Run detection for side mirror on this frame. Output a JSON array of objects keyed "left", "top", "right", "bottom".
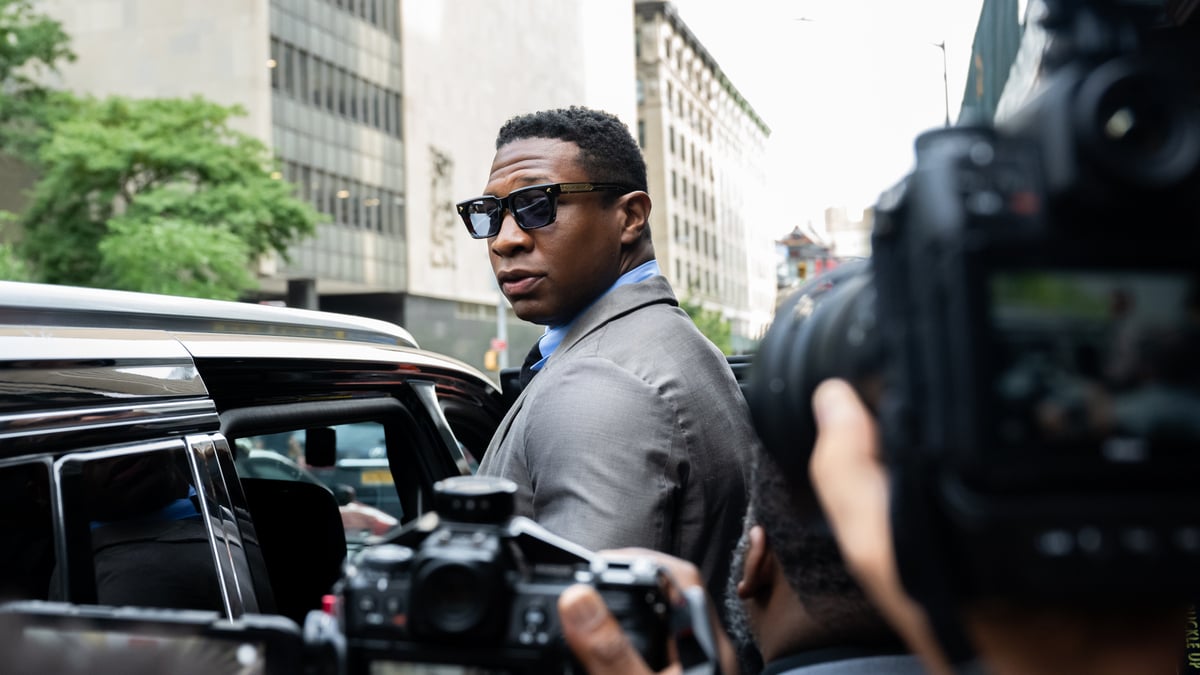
[{"left": 305, "top": 427, "right": 337, "bottom": 467}]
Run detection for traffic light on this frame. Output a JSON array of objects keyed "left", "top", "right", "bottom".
[{"left": 484, "top": 349, "right": 499, "bottom": 371}]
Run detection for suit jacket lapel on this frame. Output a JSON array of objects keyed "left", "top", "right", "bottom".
[{"left": 551, "top": 275, "right": 678, "bottom": 366}]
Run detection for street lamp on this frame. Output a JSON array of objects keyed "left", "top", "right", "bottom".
[{"left": 932, "top": 40, "right": 951, "bottom": 127}]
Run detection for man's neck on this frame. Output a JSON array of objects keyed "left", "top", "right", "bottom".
[{"left": 530, "top": 259, "right": 660, "bottom": 371}]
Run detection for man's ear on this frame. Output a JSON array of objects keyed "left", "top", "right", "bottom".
[
  {"left": 737, "top": 525, "right": 773, "bottom": 600},
  {"left": 618, "top": 191, "right": 652, "bottom": 245}
]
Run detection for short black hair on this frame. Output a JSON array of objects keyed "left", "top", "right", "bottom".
[
  {"left": 750, "top": 452, "right": 899, "bottom": 645},
  {"left": 495, "top": 106, "right": 648, "bottom": 194}
]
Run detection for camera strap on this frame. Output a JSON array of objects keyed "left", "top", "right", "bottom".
[{"left": 673, "top": 585, "right": 725, "bottom": 675}]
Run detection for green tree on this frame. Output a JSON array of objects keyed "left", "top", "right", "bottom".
[
  {"left": 18, "top": 96, "right": 323, "bottom": 299},
  {"left": 0, "top": 241, "right": 32, "bottom": 280},
  {"left": 0, "top": 0, "right": 78, "bottom": 163},
  {"left": 680, "top": 297, "right": 733, "bottom": 355}
]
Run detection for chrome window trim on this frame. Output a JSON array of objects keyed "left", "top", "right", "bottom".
[
  {"left": 1, "top": 400, "right": 219, "bottom": 446},
  {"left": 186, "top": 433, "right": 256, "bottom": 618},
  {"left": 409, "top": 380, "right": 473, "bottom": 475}
]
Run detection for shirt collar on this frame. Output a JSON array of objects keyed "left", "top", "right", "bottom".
[{"left": 532, "top": 259, "right": 660, "bottom": 370}]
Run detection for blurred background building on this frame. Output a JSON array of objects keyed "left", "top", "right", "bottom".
[
  {"left": 633, "top": 1, "right": 775, "bottom": 353},
  {"left": 774, "top": 225, "right": 835, "bottom": 304}
]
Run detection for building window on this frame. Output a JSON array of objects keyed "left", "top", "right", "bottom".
[
  {"left": 282, "top": 44, "right": 295, "bottom": 95},
  {"left": 269, "top": 38, "right": 281, "bottom": 90}
]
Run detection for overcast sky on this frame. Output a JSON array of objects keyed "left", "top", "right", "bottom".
[{"left": 670, "top": 0, "right": 993, "bottom": 238}]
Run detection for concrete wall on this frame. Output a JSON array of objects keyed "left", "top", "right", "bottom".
[{"left": 38, "top": 0, "right": 272, "bottom": 142}]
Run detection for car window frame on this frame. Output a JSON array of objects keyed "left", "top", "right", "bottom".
[{"left": 50, "top": 435, "right": 260, "bottom": 618}]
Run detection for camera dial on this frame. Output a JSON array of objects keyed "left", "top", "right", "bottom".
[{"left": 432, "top": 475, "right": 517, "bottom": 524}]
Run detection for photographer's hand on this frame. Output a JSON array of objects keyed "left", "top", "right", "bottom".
[
  {"left": 560, "top": 584, "right": 669, "bottom": 675},
  {"left": 558, "top": 548, "right": 739, "bottom": 675},
  {"left": 808, "top": 378, "right": 954, "bottom": 675}
]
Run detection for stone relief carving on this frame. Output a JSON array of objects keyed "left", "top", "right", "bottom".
[{"left": 429, "top": 146, "right": 457, "bottom": 269}]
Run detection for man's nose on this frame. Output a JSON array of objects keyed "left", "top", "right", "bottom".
[{"left": 490, "top": 210, "right": 532, "bottom": 257}]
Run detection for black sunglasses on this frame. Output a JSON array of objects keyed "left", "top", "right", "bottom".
[{"left": 456, "top": 182, "right": 636, "bottom": 239}]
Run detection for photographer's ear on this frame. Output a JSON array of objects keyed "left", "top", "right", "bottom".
[{"left": 736, "top": 525, "right": 772, "bottom": 601}]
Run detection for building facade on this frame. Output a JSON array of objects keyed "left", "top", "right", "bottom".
[
  {"left": 34, "top": 0, "right": 636, "bottom": 375},
  {"left": 633, "top": 1, "right": 775, "bottom": 353},
  {"left": 822, "top": 206, "right": 873, "bottom": 260}
]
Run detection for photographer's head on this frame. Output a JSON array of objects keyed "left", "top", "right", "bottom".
[{"left": 724, "top": 449, "right": 900, "bottom": 669}]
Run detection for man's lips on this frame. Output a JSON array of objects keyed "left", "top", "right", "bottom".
[{"left": 496, "top": 271, "right": 544, "bottom": 296}]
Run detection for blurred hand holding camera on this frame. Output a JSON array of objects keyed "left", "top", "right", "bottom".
[
  {"left": 558, "top": 548, "right": 739, "bottom": 675},
  {"left": 810, "top": 378, "right": 1187, "bottom": 675},
  {"left": 808, "top": 379, "right": 954, "bottom": 675}
]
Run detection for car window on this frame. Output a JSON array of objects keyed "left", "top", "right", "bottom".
[
  {"left": 0, "top": 459, "right": 56, "bottom": 602},
  {"left": 50, "top": 444, "right": 229, "bottom": 613},
  {"left": 235, "top": 421, "right": 400, "bottom": 547}
]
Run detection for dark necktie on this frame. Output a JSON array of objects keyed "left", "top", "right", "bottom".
[{"left": 518, "top": 340, "right": 543, "bottom": 389}]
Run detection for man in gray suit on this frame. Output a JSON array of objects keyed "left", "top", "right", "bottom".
[{"left": 455, "top": 106, "right": 756, "bottom": 603}]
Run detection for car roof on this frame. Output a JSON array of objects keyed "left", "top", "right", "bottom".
[{"left": 0, "top": 281, "right": 418, "bottom": 348}]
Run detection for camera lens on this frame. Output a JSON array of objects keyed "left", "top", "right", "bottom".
[
  {"left": 416, "top": 561, "right": 488, "bottom": 635},
  {"left": 1075, "top": 58, "right": 1200, "bottom": 190},
  {"left": 745, "top": 260, "right": 881, "bottom": 518}
]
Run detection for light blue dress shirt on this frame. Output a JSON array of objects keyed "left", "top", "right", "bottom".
[{"left": 530, "top": 259, "right": 661, "bottom": 372}]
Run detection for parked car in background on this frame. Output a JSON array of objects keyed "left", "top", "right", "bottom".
[
  {"left": 233, "top": 444, "right": 399, "bottom": 545},
  {"left": 0, "top": 281, "right": 508, "bottom": 628}
]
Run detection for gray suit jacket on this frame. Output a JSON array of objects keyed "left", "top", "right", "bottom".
[{"left": 478, "top": 275, "right": 757, "bottom": 602}]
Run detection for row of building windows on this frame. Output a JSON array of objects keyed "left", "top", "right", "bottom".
[
  {"left": 280, "top": 160, "right": 404, "bottom": 236},
  {"left": 665, "top": 80, "right": 714, "bottom": 142},
  {"left": 674, "top": 259, "right": 737, "bottom": 302},
  {"left": 668, "top": 124, "right": 713, "bottom": 180},
  {"left": 673, "top": 215, "right": 719, "bottom": 261},
  {"left": 455, "top": 302, "right": 497, "bottom": 322},
  {"left": 270, "top": 37, "right": 402, "bottom": 137},
  {"left": 323, "top": 0, "right": 399, "bottom": 38},
  {"left": 671, "top": 171, "right": 715, "bottom": 218},
  {"left": 663, "top": 33, "right": 714, "bottom": 103}
]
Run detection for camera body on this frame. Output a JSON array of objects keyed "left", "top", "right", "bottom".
[
  {"left": 749, "top": 0, "right": 1200, "bottom": 607},
  {"left": 324, "top": 476, "right": 671, "bottom": 674}
]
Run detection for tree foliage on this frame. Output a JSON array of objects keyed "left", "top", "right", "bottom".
[
  {"left": 0, "top": 241, "right": 32, "bottom": 281},
  {"left": 0, "top": 0, "right": 77, "bottom": 163},
  {"left": 19, "top": 96, "right": 323, "bottom": 298},
  {"left": 680, "top": 296, "right": 733, "bottom": 355}
]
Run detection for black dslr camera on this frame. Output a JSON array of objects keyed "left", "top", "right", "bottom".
[
  {"left": 748, "top": 0, "right": 1200, "bottom": 611},
  {"left": 309, "top": 475, "right": 673, "bottom": 674}
]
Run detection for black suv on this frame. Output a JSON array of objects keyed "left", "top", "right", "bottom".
[{"left": 0, "top": 281, "right": 508, "bottom": 630}]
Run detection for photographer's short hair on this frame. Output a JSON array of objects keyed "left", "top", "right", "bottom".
[
  {"left": 751, "top": 452, "right": 897, "bottom": 644},
  {"left": 495, "top": 106, "right": 648, "bottom": 198}
]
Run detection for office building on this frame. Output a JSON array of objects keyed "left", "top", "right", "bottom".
[{"left": 633, "top": 1, "right": 776, "bottom": 352}]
